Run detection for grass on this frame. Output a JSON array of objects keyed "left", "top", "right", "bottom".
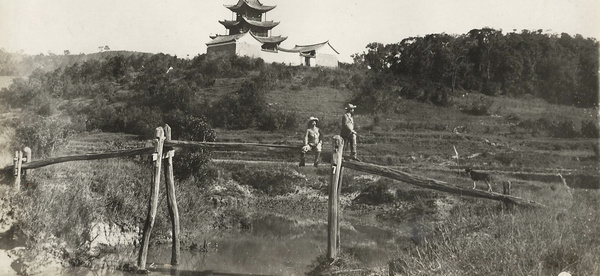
[
  {"left": 2, "top": 66, "right": 599, "bottom": 274},
  {"left": 389, "top": 189, "right": 600, "bottom": 275}
]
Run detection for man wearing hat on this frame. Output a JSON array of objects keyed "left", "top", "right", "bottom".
[
  {"left": 300, "top": 117, "right": 323, "bottom": 167},
  {"left": 341, "top": 103, "right": 360, "bottom": 161}
]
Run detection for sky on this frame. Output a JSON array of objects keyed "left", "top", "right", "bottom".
[{"left": 1, "top": 0, "right": 599, "bottom": 63}]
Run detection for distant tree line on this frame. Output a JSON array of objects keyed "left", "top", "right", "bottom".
[
  {"left": 352, "top": 28, "right": 599, "bottom": 108},
  {"left": 1, "top": 52, "right": 306, "bottom": 152}
]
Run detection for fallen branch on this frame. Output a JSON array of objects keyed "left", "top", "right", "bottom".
[{"left": 341, "top": 159, "right": 545, "bottom": 208}]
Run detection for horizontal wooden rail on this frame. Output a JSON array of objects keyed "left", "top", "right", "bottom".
[
  {"left": 341, "top": 159, "right": 545, "bottom": 208},
  {"left": 0, "top": 142, "right": 302, "bottom": 172},
  {"left": 0, "top": 139, "right": 545, "bottom": 208},
  {"left": 164, "top": 140, "right": 299, "bottom": 152},
  {"left": 0, "top": 147, "right": 155, "bottom": 172}
]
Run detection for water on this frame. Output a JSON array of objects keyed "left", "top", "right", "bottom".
[{"left": 59, "top": 213, "right": 405, "bottom": 276}]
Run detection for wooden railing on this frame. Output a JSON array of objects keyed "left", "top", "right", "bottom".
[{"left": 1, "top": 126, "right": 546, "bottom": 268}]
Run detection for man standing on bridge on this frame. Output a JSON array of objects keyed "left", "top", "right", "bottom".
[{"left": 341, "top": 103, "right": 360, "bottom": 161}]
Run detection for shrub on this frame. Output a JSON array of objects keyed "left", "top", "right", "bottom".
[
  {"left": 163, "top": 112, "right": 215, "bottom": 181},
  {"left": 461, "top": 96, "right": 493, "bottom": 116},
  {"left": 494, "top": 152, "right": 518, "bottom": 166},
  {"left": 353, "top": 181, "right": 396, "bottom": 205},
  {"left": 173, "top": 148, "right": 212, "bottom": 182},
  {"left": 231, "top": 167, "right": 304, "bottom": 196},
  {"left": 209, "top": 80, "right": 266, "bottom": 129},
  {"left": 15, "top": 116, "right": 76, "bottom": 157},
  {"left": 257, "top": 109, "right": 299, "bottom": 131},
  {"left": 551, "top": 119, "right": 579, "bottom": 138},
  {"left": 581, "top": 120, "right": 599, "bottom": 138},
  {"left": 164, "top": 112, "right": 216, "bottom": 142}
]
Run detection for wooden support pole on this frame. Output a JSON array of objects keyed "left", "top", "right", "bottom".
[
  {"left": 13, "top": 151, "right": 23, "bottom": 192},
  {"left": 337, "top": 166, "right": 343, "bottom": 252},
  {"left": 138, "top": 127, "right": 165, "bottom": 270},
  {"left": 453, "top": 146, "right": 460, "bottom": 176},
  {"left": 163, "top": 124, "right": 180, "bottom": 266},
  {"left": 23, "top": 147, "right": 31, "bottom": 188},
  {"left": 503, "top": 181, "right": 511, "bottom": 195},
  {"left": 328, "top": 135, "right": 344, "bottom": 260}
]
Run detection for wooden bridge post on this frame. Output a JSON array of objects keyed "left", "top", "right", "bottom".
[
  {"left": 13, "top": 150, "right": 23, "bottom": 192},
  {"left": 163, "top": 124, "right": 180, "bottom": 265},
  {"left": 328, "top": 135, "right": 344, "bottom": 260},
  {"left": 23, "top": 147, "right": 31, "bottom": 188},
  {"left": 138, "top": 127, "right": 165, "bottom": 270}
]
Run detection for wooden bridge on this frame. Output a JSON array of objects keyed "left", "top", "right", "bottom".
[{"left": 1, "top": 125, "right": 545, "bottom": 271}]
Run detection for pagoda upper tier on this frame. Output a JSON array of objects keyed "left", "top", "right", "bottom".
[
  {"left": 219, "top": 17, "right": 280, "bottom": 36},
  {"left": 225, "top": 0, "right": 276, "bottom": 13}
]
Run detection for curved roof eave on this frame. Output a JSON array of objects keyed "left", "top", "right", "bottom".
[
  {"left": 249, "top": 32, "right": 287, "bottom": 44},
  {"left": 225, "top": 0, "right": 276, "bottom": 12},
  {"left": 219, "top": 18, "right": 279, "bottom": 29},
  {"left": 242, "top": 17, "right": 280, "bottom": 28},
  {"left": 219, "top": 20, "right": 240, "bottom": 28},
  {"left": 291, "top": 40, "right": 340, "bottom": 54},
  {"left": 206, "top": 33, "right": 248, "bottom": 46}
]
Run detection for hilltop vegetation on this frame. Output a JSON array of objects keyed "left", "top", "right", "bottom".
[{"left": 352, "top": 28, "right": 598, "bottom": 108}]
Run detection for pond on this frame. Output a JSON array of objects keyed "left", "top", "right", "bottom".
[{"left": 59, "top": 213, "right": 408, "bottom": 276}]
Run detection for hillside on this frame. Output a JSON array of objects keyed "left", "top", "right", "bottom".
[
  {"left": 1, "top": 51, "right": 598, "bottom": 178},
  {"left": 0, "top": 49, "right": 599, "bottom": 275}
]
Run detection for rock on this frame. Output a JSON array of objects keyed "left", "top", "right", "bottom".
[{"left": 88, "top": 222, "right": 138, "bottom": 254}]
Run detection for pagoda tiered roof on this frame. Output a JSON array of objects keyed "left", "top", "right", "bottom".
[
  {"left": 225, "top": 0, "right": 276, "bottom": 12},
  {"left": 206, "top": 33, "right": 246, "bottom": 46},
  {"left": 219, "top": 17, "right": 280, "bottom": 29},
  {"left": 206, "top": 32, "right": 287, "bottom": 46},
  {"left": 249, "top": 32, "right": 287, "bottom": 44}
]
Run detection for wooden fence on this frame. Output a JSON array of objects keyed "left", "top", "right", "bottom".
[{"left": 1, "top": 126, "right": 545, "bottom": 268}]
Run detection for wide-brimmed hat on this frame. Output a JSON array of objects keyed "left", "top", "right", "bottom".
[
  {"left": 345, "top": 103, "right": 357, "bottom": 109},
  {"left": 308, "top": 116, "right": 319, "bottom": 122}
]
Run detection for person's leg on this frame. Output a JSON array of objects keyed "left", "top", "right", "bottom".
[
  {"left": 350, "top": 133, "right": 359, "bottom": 160},
  {"left": 299, "top": 152, "right": 306, "bottom": 166},
  {"left": 314, "top": 144, "right": 322, "bottom": 167},
  {"left": 342, "top": 136, "right": 350, "bottom": 153}
]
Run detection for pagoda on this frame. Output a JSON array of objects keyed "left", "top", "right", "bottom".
[
  {"left": 206, "top": 0, "right": 338, "bottom": 67},
  {"left": 207, "top": 0, "right": 287, "bottom": 52}
]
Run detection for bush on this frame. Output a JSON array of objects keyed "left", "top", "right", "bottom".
[
  {"left": 164, "top": 112, "right": 216, "bottom": 142},
  {"left": 209, "top": 80, "right": 266, "bottom": 129},
  {"left": 173, "top": 148, "right": 212, "bottom": 182},
  {"left": 12, "top": 158, "right": 151, "bottom": 266},
  {"left": 163, "top": 112, "right": 215, "bottom": 181},
  {"left": 257, "top": 109, "right": 299, "bottom": 131},
  {"left": 551, "top": 119, "right": 579, "bottom": 138},
  {"left": 581, "top": 120, "right": 599, "bottom": 138},
  {"left": 461, "top": 96, "right": 493, "bottom": 116},
  {"left": 15, "top": 116, "right": 76, "bottom": 157},
  {"left": 231, "top": 167, "right": 304, "bottom": 196},
  {"left": 353, "top": 181, "right": 396, "bottom": 205}
]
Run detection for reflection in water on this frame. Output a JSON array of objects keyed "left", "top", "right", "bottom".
[{"left": 60, "top": 214, "right": 406, "bottom": 276}]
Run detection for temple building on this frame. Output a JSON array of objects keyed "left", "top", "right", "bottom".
[{"left": 206, "top": 0, "right": 339, "bottom": 67}]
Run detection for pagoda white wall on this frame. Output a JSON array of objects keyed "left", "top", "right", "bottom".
[
  {"left": 234, "top": 36, "right": 261, "bottom": 58},
  {"left": 261, "top": 50, "right": 302, "bottom": 66},
  {"left": 315, "top": 53, "right": 338, "bottom": 68},
  {"left": 315, "top": 44, "right": 339, "bottom": 67},
  {"left": 207, "top": 42, "right": 236, "bottom": 56}
]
